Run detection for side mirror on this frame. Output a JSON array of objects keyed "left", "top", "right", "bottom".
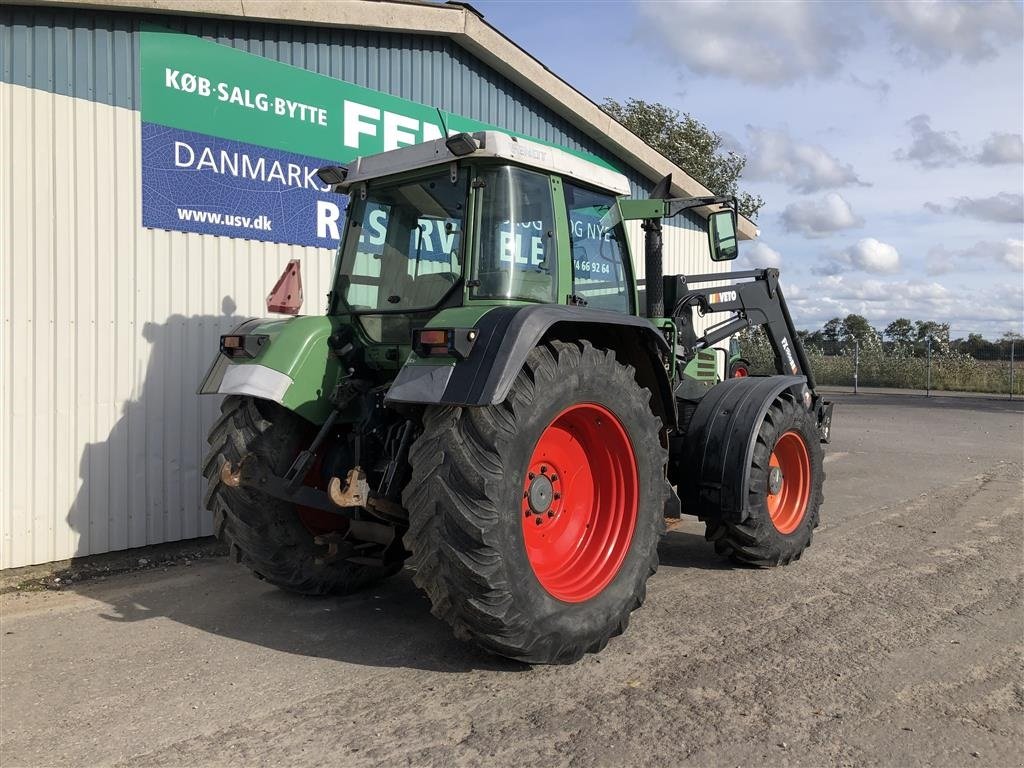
[{"left": 708, "top": 209, "right": 739, "bottom": 262}]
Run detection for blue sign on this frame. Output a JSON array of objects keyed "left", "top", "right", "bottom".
[{"left": 141, "top": 123, "right": 347, "bottom": 249}]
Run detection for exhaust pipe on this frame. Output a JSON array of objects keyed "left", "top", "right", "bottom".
[
  {"left": 643, "top": 217, "right": 664, "bottom": 319},
  {"left": 644, "top": 174, "right": 672, "bottom": 319}
]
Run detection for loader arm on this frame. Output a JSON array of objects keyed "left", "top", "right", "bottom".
[
  {"left": 664, "top": 268, "right": 833, "bottom": 444},
  {"left": 665, "top": 268, "right": 816, "bottom": 390}
]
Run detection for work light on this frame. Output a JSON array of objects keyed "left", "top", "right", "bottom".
[
  {"left": 316, "top": 165, "right": 349, "bottom": 186},
  {"left": 445, "top": 132, "right": 479, "bottom": 157}
]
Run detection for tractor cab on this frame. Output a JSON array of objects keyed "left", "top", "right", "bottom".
[{"left": 318, "top": 131, "right": 638, "bottom": 346}]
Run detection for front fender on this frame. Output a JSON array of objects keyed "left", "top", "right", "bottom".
[
  {"left": 198, "top": 316, "right": 341, "bottom": 423},
  {"left": 676, "top": 375, "right": 808, "bottom": 522},
  {"left": 386, "top": 305, "right": 673, "bottom": 424}
]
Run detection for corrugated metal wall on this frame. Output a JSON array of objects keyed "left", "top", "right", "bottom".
[
  {"left": 0, "top": 5, "right": 719, "bottom": 568},
  {"left": 0, "top": 81, "right": 338, "bottom": 567}
]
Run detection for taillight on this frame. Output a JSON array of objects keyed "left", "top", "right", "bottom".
[
  {"left": 412, "top": 328, "right": 479, "bottom": 359},
  {"left": 220, "top": 334, "right": 269, "bottom": 358}
]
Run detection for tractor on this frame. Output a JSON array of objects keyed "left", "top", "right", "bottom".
[
  {"left": 199, "top": 130, "right": 832, "bottom": 664},
  {"left": 728, "top": 336, "right": 752, "bottom": 378}
]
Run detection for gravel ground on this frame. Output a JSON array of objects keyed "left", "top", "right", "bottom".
[{"left": 2, "top": 393, "right": 1022, "bottom": 767}]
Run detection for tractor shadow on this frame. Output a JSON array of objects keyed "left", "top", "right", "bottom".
[
  {"left": 82, "top": 560, "right": 528, "bottom": 674},
  {"left": 66, "top": 297, "right": 245, "bottom": 560},
  {"left": 72, "top": 529, "right": 730, "bottom": 674},
  {"left": 657, "top": 528, "right": 741, "bottom": 571}
]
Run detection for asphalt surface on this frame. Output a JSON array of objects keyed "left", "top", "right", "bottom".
[{"left": 2, "top": 393, "right": 1022, "bottom": 767}]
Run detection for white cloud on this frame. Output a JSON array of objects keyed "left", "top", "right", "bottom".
[
  {"left": 633, "top": 1, "right": 1021, "bottom": 89},
  {"left": 634, "top": 1, "right": 862, "bottom": 86},
  {"left": 814, "top": 238, "right": 901, "bottom": 275},
  {"left": 894, "top": 118, "right": 1022, "bottom": 168},
  {"left": 926, "top": 193, "right": 1024, "bottom": 223},
  {"left": 894, "top": 114, "right": 966, "bottom": 168},
  {"left": 736, "top": 241, "right": 783, "bottom": 270},
  {"left": 881, "top": 1, "right": 1024, "bottom": 67},
  {"left": 813, "top": 275, "right": 949, "bottom": 302},
  {"left": 785, "top": 274, "right": 1023, "bottom": 337},
  {"left": 977, "top": 132, "right": 1024, "bottom": 165},
  {"left": 744, "top": 126, "right": 868, "bottom": 193},
  {"left": 927, "top": 239, "right": 1024, "bottom": 274},
  {"left": 780, "top": 193, "right": 863, "bottom": 237}
]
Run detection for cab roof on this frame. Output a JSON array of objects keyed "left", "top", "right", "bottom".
[{"left": 334, "top": 131, "right": 633, "bottom": 196}]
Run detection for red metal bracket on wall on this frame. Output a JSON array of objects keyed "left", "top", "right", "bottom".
[{"left": 267, "top": 259, "right": 303, "bottom": 315}]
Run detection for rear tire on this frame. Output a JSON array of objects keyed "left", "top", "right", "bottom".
[
  {"left": 403, "top": 340, "right": 670, "bottom": 664},
  {"left": 705, "top": 392, "right": 823, "bottom": 566},
  {"left": 202, "top": 396, "right": 403, "bottom": 595}
]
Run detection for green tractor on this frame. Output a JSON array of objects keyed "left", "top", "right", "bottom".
[
  {"left": 728, "top": 336, "right": 752, "bottom": 378},
  {"left": 199, "top": 130, "right": 832, "bottom": 664}
]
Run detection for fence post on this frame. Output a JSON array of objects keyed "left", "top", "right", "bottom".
[
  {"left": 853, "top": 340, "right": 859, "bottom": 394},
  {"left": 926, "top": 336, "right": 932, "bottom": 396},
  {"left": 1011, "top": 341, "right": 1015, "bottom": 401}
]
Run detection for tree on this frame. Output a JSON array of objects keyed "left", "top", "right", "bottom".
[
  {"left": 822, "top": 317, "right": 844, "bottom": 344},
  {"left": 841, "top": 314, "right": 878, "bottom": 344},
  {"left": 914, "top": 320, "right": 950, "bottom": 344},
  {"left": 1001, "top": 330, "right": 1023, "bottom": 356},
  {"left": 884, "top": 318, "right": 914, "bottom": 345},
  {"left": 601, "top": 98, "right": 765, "bottom": 220}
]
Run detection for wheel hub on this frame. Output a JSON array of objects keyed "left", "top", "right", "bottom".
[
  {"left": 527, "top": 474, "right": 555, "bottom": 514},
  {"left": 768, "top": 466, "right": 784, "bottom": 495}
]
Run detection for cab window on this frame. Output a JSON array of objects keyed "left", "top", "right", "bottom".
[
  {"left": 564, "top": 182, "right": 633, "bottom": 313},
  {"left": 471, "top": 166, "right": 557, "bottom": 303}
]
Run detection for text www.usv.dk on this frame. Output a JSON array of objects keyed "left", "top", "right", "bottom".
[{"left": 176, "top": 208, "right": 273, "bottom": 231}]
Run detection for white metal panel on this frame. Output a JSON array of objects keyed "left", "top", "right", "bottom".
[{"left": 1, "top": 82, "right": 337, "bottom": 568}]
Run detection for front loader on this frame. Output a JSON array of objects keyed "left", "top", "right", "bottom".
[{"left": 198, "top": 130, "right": 832, "bottom": 664}]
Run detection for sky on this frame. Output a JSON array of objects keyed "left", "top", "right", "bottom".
[{"left": 472, "top": 0, "right": 1024, "bottom": 338}]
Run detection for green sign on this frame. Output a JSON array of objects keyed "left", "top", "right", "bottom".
[{"left": 140, "top": 26, "right": 616, "bottom": 170}]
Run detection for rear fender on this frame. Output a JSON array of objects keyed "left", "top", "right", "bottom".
[
  {"left": 385, "top": 305, "right": 675, "bottom": 429},
  {"left": 198, "top": 316, "right": 341, "bottom": 423},
  {"left": 676, "top": 375, "right": 809, "bottom": 522}
]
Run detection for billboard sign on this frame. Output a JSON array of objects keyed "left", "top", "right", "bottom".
[{"left": 140, "top": 28, "right": 617, "bottom": 251}]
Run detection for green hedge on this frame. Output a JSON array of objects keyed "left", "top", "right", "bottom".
[{"left": 742, "top": 339, "right": 1021, "bottom": 395}]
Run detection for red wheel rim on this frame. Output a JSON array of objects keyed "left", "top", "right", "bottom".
[
  {"left": 733, "top": 366, "right": 749, "bottom": 378},
  {"left": 766, "top": 430, "right": 811, "bottom": 534},
  {"left": 521, "top": 403, "right": 639, "bottom": 603}
]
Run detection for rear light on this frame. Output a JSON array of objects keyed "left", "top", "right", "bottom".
[
  {"left": 412, "top": 328, "right": 479, "bottom": 359},
  {"left": 417, "top": 329, "right": 449, "bottom": 346},
  {"left": 220, "top": 334, "right": 269, "bottom": 358}
]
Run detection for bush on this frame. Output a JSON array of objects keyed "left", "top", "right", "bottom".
[{"left": 736, "top": 328, "right": 1022, "bottom": 395}]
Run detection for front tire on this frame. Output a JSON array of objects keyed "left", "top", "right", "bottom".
[
  {"left": 403, "top": 341, "right": 670, "bottom": 664},
  {"left": 705, "top": 392, "right": 824, "bottom": 566}
]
